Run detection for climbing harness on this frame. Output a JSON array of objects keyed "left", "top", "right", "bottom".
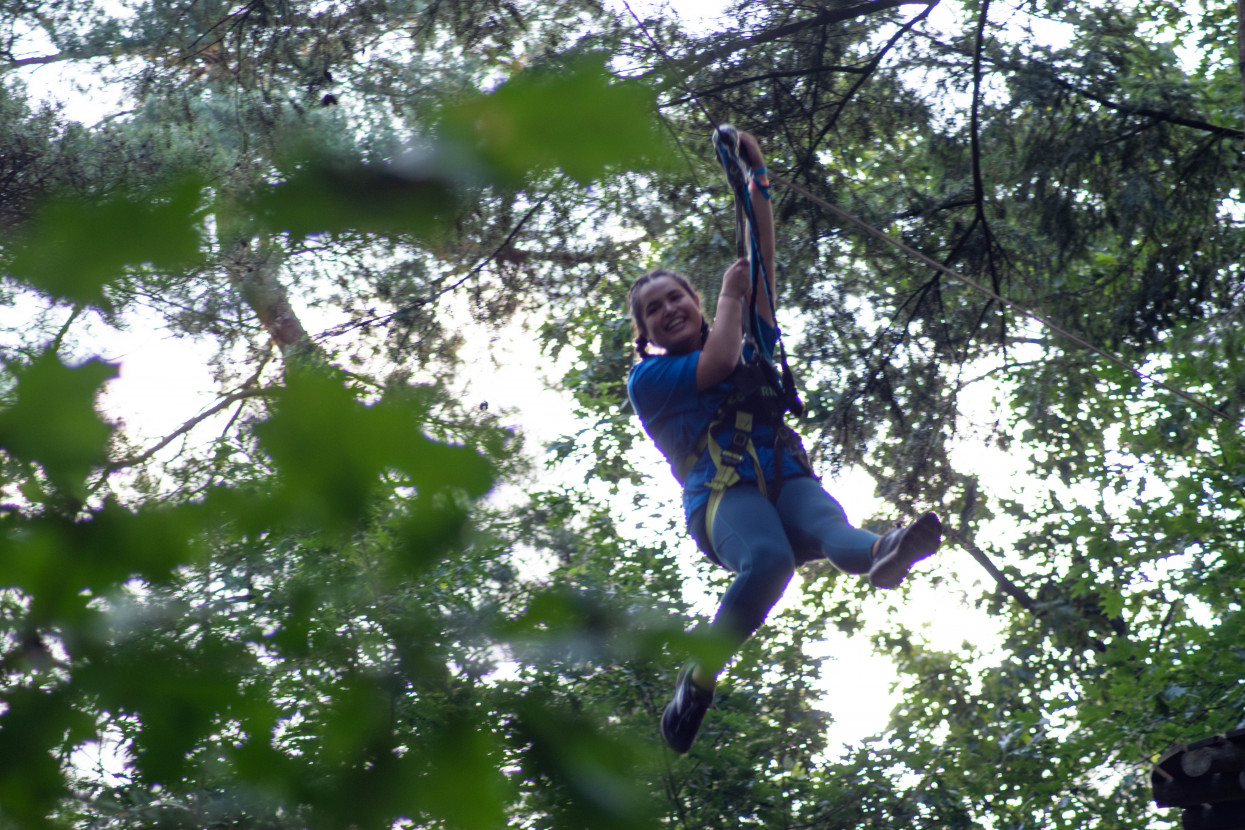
[
  {"left": 675, "top": 125, "right": 813, "bottom": 554},
  {"left": 675, "top": 359, "right": 812, "bottom": 555}
]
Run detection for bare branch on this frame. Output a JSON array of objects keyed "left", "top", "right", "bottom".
[
  {"left": 943, "top": 525, "right": 1038, "bottom": 613},
  {"left": 104, "top": 387, "right": 275, "bottom": 474},
  {"left": 1, "top": 53, "right": 80, "bottom": 73},
  {"left": 679, "top": 0, "right": 937, "bottom": 77}
]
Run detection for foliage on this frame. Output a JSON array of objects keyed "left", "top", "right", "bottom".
[
  {"left": 0, "top": 0, "right": 1242, "bottom": 827},
  {"left": 0, "top": 47, "right": 681, "bottom": 829}
]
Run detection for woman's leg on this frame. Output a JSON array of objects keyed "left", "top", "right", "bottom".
[
  {"left": 663, "top": 485, "right": 796, "bottom": 753},
  {"left": 774, "top": 476, "right": 876, "bottom": 574},
  {"left": 700, "top": 484, "right": 798, "bottom": 665}
]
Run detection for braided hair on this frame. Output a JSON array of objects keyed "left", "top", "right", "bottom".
[{"left": 627, "top": 269, "right": 707, "bottom": 359}]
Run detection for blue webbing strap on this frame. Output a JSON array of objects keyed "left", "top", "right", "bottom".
[{"left": 712, "top": 125, "right": 775, "bottom": 364}]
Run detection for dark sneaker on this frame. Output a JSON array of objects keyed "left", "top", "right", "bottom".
[
  {"left": 661, "top": 664, "right": 714, "bottom": 754},
  {"left": 869, "top": 512, "right": 942, "bottom": 589}
]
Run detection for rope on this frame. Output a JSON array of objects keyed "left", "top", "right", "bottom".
[{"left": 618, "top": 0, "right": 1236, "bottom": 426}]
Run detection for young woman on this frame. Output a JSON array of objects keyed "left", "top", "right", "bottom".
[{"left": 626, "top": 131, "right": 942, "bottom": 754}]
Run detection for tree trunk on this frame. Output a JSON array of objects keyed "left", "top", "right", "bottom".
[{"left": 224, "top": 235, "right": 316, "bottom": 361}]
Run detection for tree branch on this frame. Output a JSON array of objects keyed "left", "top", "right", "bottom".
[
  {"left": 811, "top": 0, "right": 937, "bottom": 150},
  {"left": 1053, "top": 78, "right": 1245, "bottom": 140},
  {"left": 315, "top": 196, "right": 552, "bottom": 340},
  {"left": 660, "top": 0, "right": 935, "bottom": 81},
  {"left": 942, "top": 525, "right": 1038, "bottom": 613},
  {"left": 666, "top": 65, "right": 872, "bottom": 107},
  {"left": 911, "top": 30, "right": 1245, "bottom": 140},
  {"left": 1, "top": 52, "right": 84, "bottom": 73},
  {"left": 103, "top": 387, "right": 275, "bottom": 474},
  {"left": 1237, "top": 0, "right": 1245, "bottom": 128},
  {"left": 965, "top": 0, "right": 1008, "bottom": 353},
  {"left": 225, "top": 236, "right": 316, "bottom": 358}
]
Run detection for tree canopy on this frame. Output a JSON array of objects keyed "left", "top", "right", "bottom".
[{"left": 0, "top": 0, "right": 1242, "bottom": 827}]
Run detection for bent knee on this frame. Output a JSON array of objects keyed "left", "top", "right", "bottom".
[{"left": 737, "top": 546, "right": 796, "bottom": 588}]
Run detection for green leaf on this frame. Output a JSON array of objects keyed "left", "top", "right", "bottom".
[
  {"left": 254, "top": 162, "right": 457, "bottom": 242},
  {"left": 255, "top": 371, "right": 493, "bottom": 536},
  {"left": 514, "top": 692, "right": 660, "bottom": 830},
  {"left": 423, "top": 714, "right": 510, "bottom": 830},
  {"left": 6, "top": 178, "right": 202, "bottom": 307},
  {"left": 0, "top": 354, "right": 118, "bottom": 491},
  {"left": 0, "top": 501, "right": 206, "bottom": 622},
  {"left": 76, "top": 637, "right": 255, "bottom": 783},
  {"left": 437, "top": 55, "right": 677, "bottom": 184},
  {"left": 0, "top": 688, "right": 89, "bottom": 828},
  {"left": 1101, "top": 588, "right": 1125, "bottom": 620}
]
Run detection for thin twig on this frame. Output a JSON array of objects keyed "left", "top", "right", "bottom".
[{"left": 314, "top": 196, "right": 550, "bottom": 340}]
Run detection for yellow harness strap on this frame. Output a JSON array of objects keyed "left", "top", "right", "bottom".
[{"left": 682, "top": 409, "right": 767, "bottom": 551}]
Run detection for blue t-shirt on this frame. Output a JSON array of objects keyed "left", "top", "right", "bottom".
[{"left": 627, "top": 319, "right": 809, "bottom": 525}]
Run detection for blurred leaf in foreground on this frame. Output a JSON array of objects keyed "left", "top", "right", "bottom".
[
  {"left": 5, "top": 178, "right": 202, "bottom": 307},
  {"left": 437, "top": 55, "right": 677, "bottom": 185},
  {"left": 0, "top": 354, "right": 118, "bottom": 493}
]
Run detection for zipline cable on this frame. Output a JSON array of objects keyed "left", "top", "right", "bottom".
[{"left": 619, "top": 0, "right": 1236, "bottom": 426}]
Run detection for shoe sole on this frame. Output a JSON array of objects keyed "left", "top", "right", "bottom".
[
  {"left": 661, "top": 665, "right": 712, "bottom": 754},
  {"left": 870, "top": 512, "right": 942, "bottom": 589}
]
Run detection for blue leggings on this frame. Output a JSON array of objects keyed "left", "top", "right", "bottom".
[{"left": 689, "top": 476, "right": 877, "bottom": 660}]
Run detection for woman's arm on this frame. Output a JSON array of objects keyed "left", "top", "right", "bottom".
[
  {"left": 696, "top": 257, "right": 751, "bottom": 391},
  {"left": 738, "top": 132, "right": 776, "bottom": 326}
]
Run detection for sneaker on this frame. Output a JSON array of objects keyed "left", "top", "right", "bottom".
[
  {"left": 869, "top": 512, "right": 942, "bottom": 589},
  {"left": 661, "top": 663, "right": 714, "bottom": 754}
]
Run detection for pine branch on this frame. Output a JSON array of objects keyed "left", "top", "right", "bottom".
[
  {"left": 911, "top": 30, "right": 1245, "bottom": 139},
  {"left": 314, "top": 195, "right": 551, "bottom": 340},
  {"left": 810, "top": 0, "right": 937, "bottom": 150},
  {"left": 966, "top": 0, "right": 1007, "bottom": 352},
  {"left": 1237, "top": 0, "right": 1245, "bottom": 127},
  {"left": 640, "top": 0, "right": 934, "bottom": 87},
  {"left": 1054, "top": 78, "right": 1245, "bottom": 139},
  {"left": 667, "top": 65, "right": 872, "bottom": 107},
  {"left": 1, "top": 50, "right": 104, "bottom": 73},
  {"left": 225, "top": 236, "right": 316, "bottom": 358}
]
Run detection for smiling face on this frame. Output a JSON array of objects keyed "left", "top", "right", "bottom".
[{"left": 633, "top": 274, "right": 704, "bottom": 355}]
